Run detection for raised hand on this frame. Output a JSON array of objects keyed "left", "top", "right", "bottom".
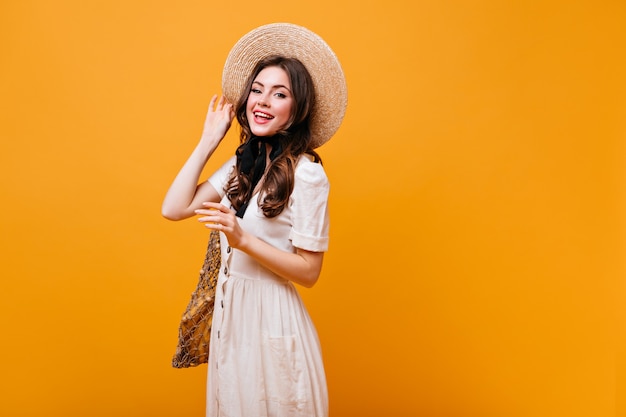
[
  {"left": 202, "top": 94, "right": 235, "bottom": 142},
  {"left": 161, "top": 95, "right": 234, "bottom": 220}
]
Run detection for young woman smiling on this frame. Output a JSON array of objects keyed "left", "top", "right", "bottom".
[{"left": 162, "top": 24, "right": 347, "bottom": 417}]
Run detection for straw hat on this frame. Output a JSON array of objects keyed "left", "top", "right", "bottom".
[{"left": 222, "top": 23, "right": 347, "bottom": 148}]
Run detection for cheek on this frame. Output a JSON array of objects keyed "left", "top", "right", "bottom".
[{"left": 280, "top": 102, "right": 294, "bottom": 120}]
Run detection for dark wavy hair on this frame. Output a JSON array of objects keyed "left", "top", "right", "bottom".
[{"left": 225, "top": 55, "right": 320, "bottom": 218}]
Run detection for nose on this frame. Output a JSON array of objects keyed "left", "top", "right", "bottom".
[{"left": 258, "top": 93, "right": 270, "bottom": 107}]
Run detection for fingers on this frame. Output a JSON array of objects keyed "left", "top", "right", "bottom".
[
  {"left": 201, "top": 202, "right": 233, "bottom": 212},
  {"left": 196, "top": 203, "right": 238, "bottom": 235},
  {"left": 195, "top": 209, "right": 220, "bottom": 230},
  {"left": 207, "top": 95, "right": 231, "bottom": 112},
  {"left": 195, "top": 206, "right": 218, "bottom": 219},
  {"left": 208, "top": 94, "right": 217, "bottom": 110},
  {"left": 227, "top": 102, "right": 235, "bottom": 119},
  {"left": 195, "top": 202, "right": 244, "bottom": 247},
  {"left": 195, "top": 203, "right": 231, "bottom": 225},
  {"left": 220, "top": 97, "right": 234, "bottom": 117}
]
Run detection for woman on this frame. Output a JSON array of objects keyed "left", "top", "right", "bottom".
[{"left": 162, "top": 23, "right": 347, "bottom": 417}]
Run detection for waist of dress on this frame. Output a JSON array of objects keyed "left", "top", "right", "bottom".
[{"left": 227, "top": 271, "right": 291, "bottom": 286}]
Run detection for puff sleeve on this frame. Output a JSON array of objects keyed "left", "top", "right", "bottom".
[{"left": 288, "top": 158, "right": 330, "bottom": 252}]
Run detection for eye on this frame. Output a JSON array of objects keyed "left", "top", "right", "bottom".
[
  {"left": 250, "top": 88, "right": 262, "bottom": 94},
  {"left": 275, "top": 92, "right": 287, "bottom": 98}
]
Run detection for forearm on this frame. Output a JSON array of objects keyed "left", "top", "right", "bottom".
[
  {"left": 237, "top": 231, "right": 324, "bottom": 288},
  {"left": 161, "top": 138, "right": 220, "bottom": 220}
]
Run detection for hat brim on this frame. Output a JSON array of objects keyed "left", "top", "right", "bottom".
[{"left": 222, "top": 23, "right": 347, "bottom": 148}]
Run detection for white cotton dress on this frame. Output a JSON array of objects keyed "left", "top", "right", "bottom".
[{"left": 205, "top": 154, "right": 329, "bottom": 417}]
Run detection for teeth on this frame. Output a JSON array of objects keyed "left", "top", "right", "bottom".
[{"left": 254, "top": 112, "right": 273, "bottom": 119}]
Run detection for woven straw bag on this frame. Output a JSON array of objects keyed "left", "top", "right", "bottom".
[{"left": 172, "top": 230, "right": 221, "bottom": 368}]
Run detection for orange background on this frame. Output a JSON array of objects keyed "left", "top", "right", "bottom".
[{"left": 1, "top": 1, "right": 623, "bottom": 416}]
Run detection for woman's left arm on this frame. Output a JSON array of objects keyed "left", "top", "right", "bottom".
[{"left": 195, "top": 202, "right": 324, "bottom": 288}]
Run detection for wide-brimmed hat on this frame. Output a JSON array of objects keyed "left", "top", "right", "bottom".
[{"left": 222, "top": 23, "right": 347, "bottom": 148}]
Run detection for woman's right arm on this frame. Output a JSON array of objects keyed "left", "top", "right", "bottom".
[{"left": 161, "top": 95, "right": 234, "bottom": 221}]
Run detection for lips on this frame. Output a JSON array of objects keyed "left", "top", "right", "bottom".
[
  {"left": 252, "top": 110, "right": 274, "bottom": 125},
  {"left": 253, "top": 111, "right": 274, "bottom": 120}
]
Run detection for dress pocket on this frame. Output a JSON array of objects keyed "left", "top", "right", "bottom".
[{"left": 261, "top": 333, "right": 312, "bottom": 416}]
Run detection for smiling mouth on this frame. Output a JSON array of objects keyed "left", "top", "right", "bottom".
[{"left": 253, "top": 111, "right": 274, "bottom": 120}]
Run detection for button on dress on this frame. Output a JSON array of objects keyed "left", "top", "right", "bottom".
[{"left": 205, "top": 154, "right": 330, "bottom": 417}]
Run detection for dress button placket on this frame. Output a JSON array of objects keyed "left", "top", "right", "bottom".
[{"left": 216, "top": 241, "right": 233, "bottom": 364}]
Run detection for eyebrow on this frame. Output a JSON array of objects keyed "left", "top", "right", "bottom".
[{"left": 252, "top": 81, "right": 292, "bottom": 92}]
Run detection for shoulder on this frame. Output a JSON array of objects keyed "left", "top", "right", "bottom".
[{"left": 295, "top": 154, "right": 329, "bottom": 187}]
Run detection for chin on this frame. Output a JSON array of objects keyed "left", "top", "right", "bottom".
[{"left": 251, "top": 127, "right": 279, "bottom": 137}]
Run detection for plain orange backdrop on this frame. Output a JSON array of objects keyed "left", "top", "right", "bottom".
[{"left": 1, "top": 1, "right": 624, "bottom": 416}]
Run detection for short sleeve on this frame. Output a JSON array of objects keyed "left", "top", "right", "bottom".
[
  {"left": 288, "top": 157, "right": 330, "bottom": 252},
  {"left": 207, "top": 155, "right": 236, "bottom": 198}
]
